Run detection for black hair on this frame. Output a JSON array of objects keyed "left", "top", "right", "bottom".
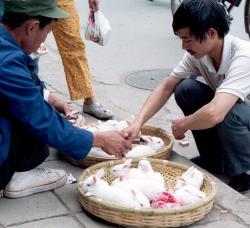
[
  {"left": 172, "top": 0, "right": 231, "bottom": 40},
  {"left": 1, "top": 12, "right": 55, "bottom": 30}
]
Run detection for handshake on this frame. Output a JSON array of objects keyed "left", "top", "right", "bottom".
[{"left": 81, "top": 120, "right": 165, "bottom": 158}]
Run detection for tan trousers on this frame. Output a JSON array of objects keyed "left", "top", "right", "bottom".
[{"left": 52, "top": 0, "right": 94, "bottom": 100}]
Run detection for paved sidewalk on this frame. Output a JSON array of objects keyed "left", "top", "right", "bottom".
[{"left": 1, "top": 0, "right": 250, "bottom": 227}]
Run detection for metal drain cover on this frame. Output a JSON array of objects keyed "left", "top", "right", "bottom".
[{"left": 125, "top": 69, "right": 172, "bottom": 91}]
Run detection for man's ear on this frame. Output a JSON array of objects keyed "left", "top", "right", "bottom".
[
  {"left": 24, "top": 19, "right": 40, "bottom": 36},
  {"left": 207, "top": 28, "right": 218, "bottom": 39}
]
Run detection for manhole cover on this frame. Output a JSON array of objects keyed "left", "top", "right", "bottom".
[{"left": 125, "top": 69, "right": 172, "bottom": 91}]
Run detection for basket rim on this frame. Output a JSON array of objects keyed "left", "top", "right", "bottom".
[
  {"left": 86, "top": 125, "right": 174, "bottom": 159},
  {"left": 78, "top": 158, "right": 216, "bottom": 215}
]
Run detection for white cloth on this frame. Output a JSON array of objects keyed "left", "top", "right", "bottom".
[{"left": 171, "top": 34, "right": 250, "bottom": 104}]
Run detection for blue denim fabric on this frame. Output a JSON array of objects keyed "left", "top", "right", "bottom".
[{"left": 0, "top": 25, "right": 93, "bottom": 167}]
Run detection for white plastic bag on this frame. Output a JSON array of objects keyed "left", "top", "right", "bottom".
[{"left": 85, "top": 10, "right": 111, "bottom": 46}]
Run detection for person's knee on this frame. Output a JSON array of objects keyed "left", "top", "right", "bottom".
[
  {"left": 217, "top": 104, "right": 243, "bottom": 131},
  {"left": 174, "top": 79, "right": 194, "bottom": 105}
]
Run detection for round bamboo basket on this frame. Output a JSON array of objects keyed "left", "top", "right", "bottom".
[
  {"left": 78, "top": 158, "right": 216, "bottom": 227},
  {"left": 63, "top": 125, "right": 174, "bottom": 168}
]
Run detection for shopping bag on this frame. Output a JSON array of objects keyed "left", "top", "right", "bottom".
[{"left": 85, "top": 10, "right": 111, "bottom": 46}]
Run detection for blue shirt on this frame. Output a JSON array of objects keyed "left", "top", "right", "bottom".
[{"left": 0, "top": 25, "right": 93, "bottom": 166}]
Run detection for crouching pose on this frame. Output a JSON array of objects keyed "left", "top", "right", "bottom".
[
  {"left": 0, "top": 0, "right": 131, "bottom": 198},
  {"left": 124, "top": 0, "right": 250, "bottom": 192}
]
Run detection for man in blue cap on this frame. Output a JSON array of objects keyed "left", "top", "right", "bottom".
[{"left": 0, "top": 0, "right": 131, "bottom": 198}]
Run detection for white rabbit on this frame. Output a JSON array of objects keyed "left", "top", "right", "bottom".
[
  {"left": 173, "top": 185, "right": 206, "bottom": 205},
  {"left": 99, "top": 120, "right": 120, "bottom": 132},
  {"left": 80, "top": 123, "right": 100, "bottom": 132},
  {"left": 88, "top": 147, "right": 115, "bottom": 158},
  {"left": 125, "top": 135, "right": 165, "bottom": 158},
  {"left": 111, "top": 162, "right": 165, "bottom": 200},
  {"left": 81, "top": 119, "right": 128, "bottom": 133},
  {"left": 79, "top": 168, "right": 149, "bottom": 209},
  {"left": 116, "top": 120, "right": 128, "bottom": 132},
  {"left": 140, "top": 135, "right": 165, "bottom": 151},
  {"left": 138, "top": 160, "right": 165, "bottom": 187},
  {"left": 175, "top": 166, "right": 204, "bottom": 189},
  {"left": 125, "top": 178, "right": 166, "bottom": 200},
  {"left": 98, "top": 120, "right": 128, "bottom": 132},
  {"left": 125, "top": 145, "right": 155, "bottom": 158},
  {"left": 110, "top": 159, "right": 145, "bottom": 180},
  {"left": 111, "top": 179, "right": 150, "bottom": 208},
  {"left": 79, "top": 168, "right": 107, "bottom": 197}
]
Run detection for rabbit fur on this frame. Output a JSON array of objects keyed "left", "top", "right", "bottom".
[
  {"left": 124, "top": 178, "right": 166, "bottom": 200},
  {"left": 173, "top": 185, "right": 206, "bottom": 205},
  {"left": 140, "top": 135, "right": 164, "bottom": 150},
  {"left": 110, "top": 159, "right": 145, "bottom": 180},
  {"left": 79, "top": 168, "right": 149, "bottom": 209},
  {"left": 125, "top": 135, "right": 165, "bottom": 157},
  {"left": 138, "top": 160, "right": 165, "bottom": 186},
  {"left": 125, "top": 145, "right": 155, "bottom": 157},
  {"left": 111, "top": 179, "right": 150, "bottom": 208},
  {"left": 110, "top": 160, "right": 165, "bottom": 200},
  {"left": 99, "top": 120, "right": 128, "bottom": 132},
  {"left": 88, "top": 147, "right": 115, "bottom": 158},
  {"left": 175, "top": 166, "right": 204, "bottom": 189}
]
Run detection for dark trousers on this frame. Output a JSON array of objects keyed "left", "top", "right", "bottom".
[
  {"left": 174, "top": 79, "right": 250, "bottom": 176},
  {"left": 0, "top": 121, "right": 49, "bottom": 190}
]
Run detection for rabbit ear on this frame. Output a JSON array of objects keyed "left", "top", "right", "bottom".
[
  {"left": 96, "top": 168, "right": 105, "bottom": 178},
  {"left": 140, "top": 135, "right": 153, "bottom": 143},
  {"left": 148, "top": 136, "right": 153, "bottom": 142},
  {"left": 93, "top": 176, "right": 97, "bottom": 183},
  {"left": 123, "top": 167, "right": 130, "bottom": 177},
  {"left": 130, "top": 188, "right": 137, "bottom": 197},
  {"left": 119, "top": 175, "right": 125, "bottom": 181},
  {"left": 124, "top": 159, "right": 132, "bottom": 167}
]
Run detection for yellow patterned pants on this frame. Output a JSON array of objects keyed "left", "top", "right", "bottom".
[{"left": 52, "top": 0, "right": 94, "bottom": 100}]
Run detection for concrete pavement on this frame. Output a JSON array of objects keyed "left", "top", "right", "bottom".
[{"left": 1, "top": 0, "right": 250, "bottom": 227}]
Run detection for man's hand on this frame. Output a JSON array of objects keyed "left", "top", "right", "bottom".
[
  {"left": 88, "top": 0, "right": 99, "bottom": 12},
  {"left": 121, "top": 121, "right": 142, "bottom": 143},
  {"left": 93, "top": 131, "right": 132, "bottom": 158},
  {"left": 171, "top": 118, "right": 187, "bottom": 140},
  {"left": 48, "top": 94, "right": 74, "bottom": 115}
]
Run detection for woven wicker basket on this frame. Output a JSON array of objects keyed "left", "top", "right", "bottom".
[
  {"left": 78, "top": 158, "right": 216, "bottom": 227},
  {"left": 63, "top": 125, "right": 174, "bottom": 167}
]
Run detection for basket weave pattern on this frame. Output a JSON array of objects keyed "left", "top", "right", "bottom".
[
  {"left": 66, "top": 125, "right": 174, "bottom": 167},
  {"left": 78, "top": 158, "right": 216, "bottom": 227}
]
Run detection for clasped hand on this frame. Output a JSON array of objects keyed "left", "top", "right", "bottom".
[{"left": 171, "top": 118, "right": 187, "bottom": 140}]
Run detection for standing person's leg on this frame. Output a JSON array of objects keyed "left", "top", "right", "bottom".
[
  {"left": 1, "top": 122, "right": 67, "bottom": 198},
  {"left": 174, "top": 79, "right": 223, "bottom": 173},
  {"left": 52, "top": 0, "right": 113, "bottom": 120}
]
